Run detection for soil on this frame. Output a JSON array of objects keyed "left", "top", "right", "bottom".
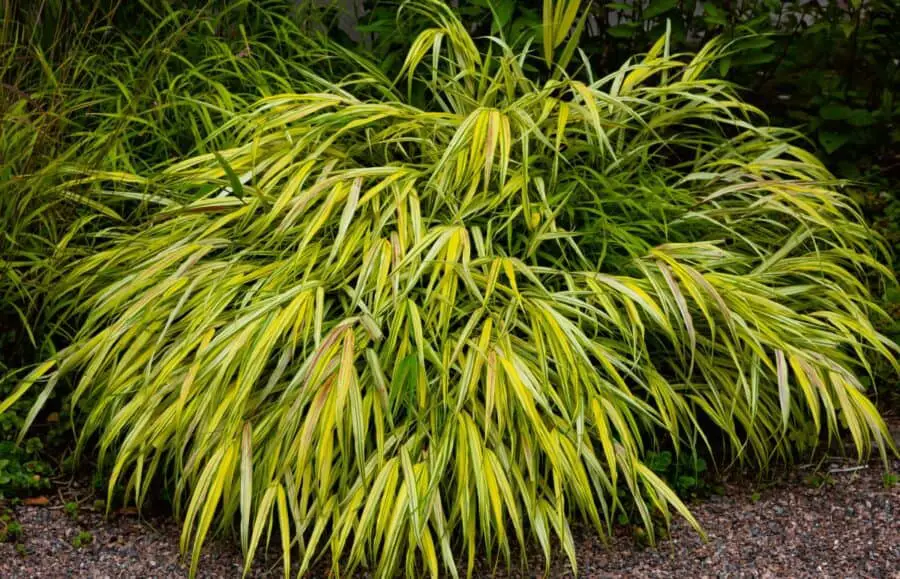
[{"left": 1, "top": 418, "right": 898, "bottom": 578}]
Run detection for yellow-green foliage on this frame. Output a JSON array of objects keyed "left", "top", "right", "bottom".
[{"left": 3, "top": 1, "right": 898, "bottom": 577}]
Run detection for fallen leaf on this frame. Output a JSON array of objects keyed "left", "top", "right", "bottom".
[{"left": 23, "top": 496, "right": 49, "bottom": 506}]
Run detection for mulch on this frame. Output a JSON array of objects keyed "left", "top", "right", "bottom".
[{"left": 1, "top": 419, "right": 898, "bottom": 578}]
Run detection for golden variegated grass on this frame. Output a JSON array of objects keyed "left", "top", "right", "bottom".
[
  {"left": 0, "top": 0, "right": 360, "bottom": 352},
  {"left": 3, "top": 0, "right": 899, "bottom": 577}
]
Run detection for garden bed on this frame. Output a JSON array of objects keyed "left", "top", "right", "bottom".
[{"left": 1, "top": 416, "right": 897, "bottom": 578}]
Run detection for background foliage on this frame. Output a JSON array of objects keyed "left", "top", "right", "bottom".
[
  {"left": 360, "top": 0, "right": 900, "bottom": 358},
  {"left": 361, "top": 0, "right": 900, "bottom": 307}
]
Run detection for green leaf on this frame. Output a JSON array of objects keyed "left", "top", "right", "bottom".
[
  {"left": 735, "top": 36, "right": 775, "bottom": 50},
  {"left": 846, "top": 109, "right": 875, "bottom": 127},
  {"left": 703, "top": 4, "right": 726, "bottom": 26},
  {"left": 643, "top": 0, "right": 677, "bottom": 20},
  {"left": 646, "top": 451, "right": 672, "bottom": 473},
  {"left": 734, "top": 52, "right": 775, "bottom": 66},
  {"left": 607, "top": 24, "right": 637, "bottom": 38},
  {"left": 391, "top": 354, "right": 419, "bottom": 415},
  {"left": 213, "top": 152, "right": 244, "bottom": 200},
  {"left": 819, "top": 103, "right": 854, "bottom": 121},
  {"left": 488, "top": 0, "right": 516, "bottom": 30},
  {"left": 819, "top": 131, "right": 850, "bottom": 153},
  {"left": 718, "top": 57, "right": 731, "bottom": 77},
  {"left": 840, "top": 22, "right": 855, "bottom": 38},
  {"left": 676, "top": 475, "right": 697, "bottom": 491}
]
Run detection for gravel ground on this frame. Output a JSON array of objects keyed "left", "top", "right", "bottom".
[
  {"left": 1, "top": 420, "right": 898, "bottom": 578},
  {"left": 500, "top": 457, "right": 900, "bottom": 578}
]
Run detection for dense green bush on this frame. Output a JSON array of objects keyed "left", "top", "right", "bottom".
[{"left": 3, "top": 1, "right": 897, "bottom": 577}]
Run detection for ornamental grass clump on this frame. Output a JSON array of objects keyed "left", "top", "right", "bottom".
[
  {"left": 0, "top": 0, "right": 355, "bottom": 353},
  {"left": 3, "top": 1, "right": 898, "bottom": 577}
]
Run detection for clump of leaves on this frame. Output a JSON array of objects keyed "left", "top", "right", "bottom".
[
  {"left": 0, "top": 441, "right": 51, "bottom": 499},
  {"left": 805, "top": 472, "right": 836, "bottom": 488},
  {"left": 2, "top": 1, "right": 898, "bottom": 577},
  {"left": 0, "top": 371, "right": 69, "bottom": 500},
  {"left": 644, "top": 451, "right": 713, "bottom": 499},
  {"left": 71, "top": 531, "right": 92, "bottom": 549},
  {"left": 64, "top": 501, "right": 78, "bottom": 519},
  {"left": 0, "top": 518, "right": 22, "bottom": 543},
  {"left": 884, "top": 472, "right": 898, "bottom": 488}
]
